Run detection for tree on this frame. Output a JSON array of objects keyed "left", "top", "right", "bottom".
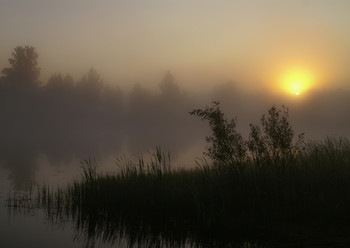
[
  {"left": 46, "top": 73, "right": 74, "bottom": 93},
  {"left": 247, "top": 105, "right": 305, "bottom": 166},
  {"left": 159, "top": 71, "right": 180, "bottom": 97},
  {"left": 191, "top": 102, "right": 305, "bottom": 168},
  {"left": 190, "top": 101, "right": 247, "bottom": 168},
  {"left": 1, "top": 46, "right": 40, "bottom": 87},
  {"left": 76, "top": 68, "right": 104, "bottom": 101}
]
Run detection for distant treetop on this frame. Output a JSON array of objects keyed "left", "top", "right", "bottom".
[
  {"left": 1, "top": 46, "right": 40, "bottom": 86},
  {"left": 159, "top": 71, "right": 180, "bottom": 97}
]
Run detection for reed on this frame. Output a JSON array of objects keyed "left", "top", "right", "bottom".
[{"left": 7, "top": 137, "right": 350, "bottom": 247}]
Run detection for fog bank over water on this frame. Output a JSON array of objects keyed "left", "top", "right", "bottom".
[{"left": 1, "top": 47, "right": 350, "bottom": 189}]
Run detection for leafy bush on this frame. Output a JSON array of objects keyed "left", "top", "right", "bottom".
[
  {"left": 190, "top": 101, "right": 247, "bottom": 168},
  {"left": 248, "top": 105, "right": 305, "bottom": 166},
  {"left": 191, "top": 102, "right": 304, "bottom": 167}
]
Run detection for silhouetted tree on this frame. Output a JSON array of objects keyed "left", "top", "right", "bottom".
[
  {"left": 159, "top": 71, "right": 180, "bottom": 98},
  {"left": 1, "top": 46, "right": 40, "bottom": 88},
  {"left": 76, "top": 68, "right": 104, "bottom": 101},
  {"left": 248, "top": 105, "right": 305, "bottom": 166},
  {"left": 46, "top": 73, "right": 74, "bottom": 93},
  {"left": 42, "top": 73, "right": 75, "bottom": 125},
  {"left": 190, "top": 102, "right": 247, "bottom": 168}
]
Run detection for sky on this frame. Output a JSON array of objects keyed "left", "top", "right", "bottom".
[
  {"left": 1, "top": 0, "right": 350, "bottom": 93},
  {"left": 1, "top": 0, "right": 350, "bottom": 187}
]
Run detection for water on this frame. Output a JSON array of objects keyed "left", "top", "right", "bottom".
[
  {"left": 0, "top": 208, "right": 81, "bottom": 248},
  {"left": 0, "top": 154, "right": 263, "bottom": 248},
  {"left": 0, "top": 152, "right": 203, "bottom": 247},
  {"left": 0, "top": 159, "right": 112, "bottom": 248}
]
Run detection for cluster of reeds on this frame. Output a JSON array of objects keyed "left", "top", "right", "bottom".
[{"left": 7, "top": 137, "right": 350, "bottom": 247}]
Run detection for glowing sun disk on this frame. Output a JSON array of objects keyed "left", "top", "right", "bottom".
[{"left": 280, "top": 68, "right": 314, "bottom": 96}]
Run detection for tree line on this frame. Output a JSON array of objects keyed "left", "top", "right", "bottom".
[
  {"left": 0, "top": 46, "right": 200, "bottom": 155},
  {"left": 0, "top": 46, "right": 204, "bottom": 188}
]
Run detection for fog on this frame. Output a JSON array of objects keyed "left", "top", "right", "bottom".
[
  {"left": 2, "top": 1, "right": 350, "bottom": 93},
  {"left": 1, "top": 46, "right": 349, "bottom": 188}
]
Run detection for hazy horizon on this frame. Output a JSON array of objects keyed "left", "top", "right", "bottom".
[
  {"left": 1, "top": 0, "right": 350, "bottom": 93},
  {"left": 1, "top": 0, "right": 350, "bottom": 188}
]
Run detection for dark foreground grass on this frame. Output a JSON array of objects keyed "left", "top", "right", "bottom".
[{"left": 7, "top": 138, "right": 350, "bottom": 247}]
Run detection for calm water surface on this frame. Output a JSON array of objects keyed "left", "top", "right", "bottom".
[
  {"left": 1, "top": 153, "right": 261, "bottom": 248},
  {"left": 0, "top": 160, "right": 120, "bottom": 248}
]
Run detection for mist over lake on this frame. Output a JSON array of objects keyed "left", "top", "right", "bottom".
[
  {"left": 1, "top": 1, "right": 350, "bottom": 247},
  {"left": 1, "top": 54, "right": 349, "bottom": 189}
]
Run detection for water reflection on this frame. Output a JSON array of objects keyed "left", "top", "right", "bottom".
[
  {"left": 5, "top": 197, "right": 261, "bottom": 248},
  {"left": 4, "top": 154, "right": 262, "bottom": 248}
]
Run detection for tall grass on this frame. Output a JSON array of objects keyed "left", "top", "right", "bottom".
[{"left": 7, "top": 137, "right": 350, "bottom": 247}]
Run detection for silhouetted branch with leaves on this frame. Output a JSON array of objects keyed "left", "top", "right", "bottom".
[
  {"left": 190, "top": 101, "right": 247, "bottom": 168},
  {"left": 191, "top": 102, "right": 305, "bottom": 168}
]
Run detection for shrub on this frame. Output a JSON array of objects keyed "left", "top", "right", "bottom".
[
  {"left": 190, "top": 101, "right": 247, "bottom": 168},
  {"left": 191, "top": 103, "right": 304, "bottom": 167},
  {"left": 247, "top": 105, "right": 305, "bottom": 166}
]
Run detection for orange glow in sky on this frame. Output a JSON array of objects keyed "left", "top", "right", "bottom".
[
  {"left": 0, "top": 1, "right": 350, "bottom": 93},
  {"left": 279, "top": 68, "right": 315, "bottom": 96}
]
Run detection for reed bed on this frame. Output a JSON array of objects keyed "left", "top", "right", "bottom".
[{"left": 7, "top": 138, "right": 350, "bottom": 247}]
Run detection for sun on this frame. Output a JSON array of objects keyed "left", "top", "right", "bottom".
[{"left": 278, "top": 68, "right": 315, "bottom": 96}]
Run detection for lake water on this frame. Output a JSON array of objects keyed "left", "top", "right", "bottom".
[
  {"left": 0, "top": 146, "right": 222, "bottom": 247},
  {"left": 0, "top": 150, "right": 265, "bottom": 248},
  {"left": 0, "top": 164, "right": 85, "bottom": 248}
]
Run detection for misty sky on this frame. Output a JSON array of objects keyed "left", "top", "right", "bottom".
[{"left": 1, "top": 0, "right": 350, "bottom": 93}]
